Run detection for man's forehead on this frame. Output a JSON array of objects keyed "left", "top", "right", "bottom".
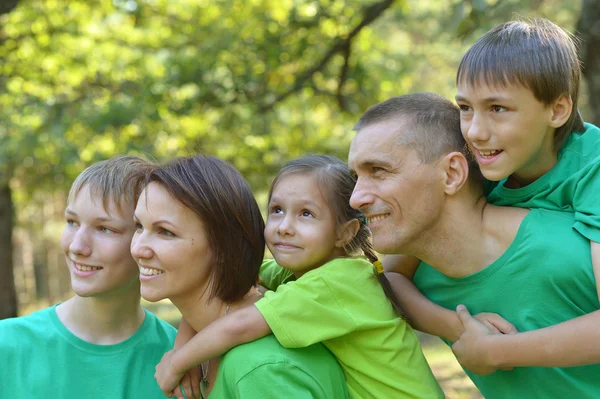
[{"left": 349, "top": 122, "right": 404, "bottom": 163}]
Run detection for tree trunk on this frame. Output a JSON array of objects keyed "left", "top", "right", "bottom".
[
  {"left": 577, "top": 0, "right": 600, "bottom": 126},
  {"left": 0, "top": 181, "right": 17, "bottom": 319}
]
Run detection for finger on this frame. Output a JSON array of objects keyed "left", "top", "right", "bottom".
[
  {"left": 489, "top": 317, "right": 518, "bottom": 334},
  {"left": 456, "top": 304, "right": 473, "bottom": 325},
  {"left": 482, "top": 320, "right": 501, "bottom": 334}
]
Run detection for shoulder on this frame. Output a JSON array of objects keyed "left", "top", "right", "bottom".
[
  {"left": 140, "top": 310, "right": 178, "bottom": 342},
  {"left": 220, "top": 335, "right": 340, "bottom": 381},
  {"left": 0, "top": 306, "right": 55, "bottom": 348},
  {"left": 308, "top": 257, "right": 373, "bottom": 278},
  {"left": 561, "top": 123, "right": 600, "bottom": 162}
]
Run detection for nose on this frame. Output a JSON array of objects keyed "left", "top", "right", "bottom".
[
  {"left": 465, "top": 112, "right": 490, "bottom": 144},
  {"left": 130, "top": 230, "right": 154, "bottom": 260},
  {"left": 69, "top": 227, "right": 92, "bottom": 257},
  {"left": 276, "top": 214, "right": 295, "bottom": 236},
  {"left": 350, "top": 178, "right": 375, "bottom": 211}
]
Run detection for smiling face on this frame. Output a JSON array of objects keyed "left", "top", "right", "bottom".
[
  {"left": 131, "top": 182, "right": 213, "bottom": 304},
  {"left": 60, "top": 185, "right": 140, "bottom": 299},
  {"left": 456, "top": 81, "right": 558, "bottom": 185},
  {"left": 264, "top": 173, "right": 344, "bottom": 277},
  {"left": 348, "top": 119, "right": 445, "bottom": 254}
]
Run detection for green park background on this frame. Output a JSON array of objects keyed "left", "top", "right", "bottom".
[{"left": 1, "top": 1, "right": 599, "bottom": 397}]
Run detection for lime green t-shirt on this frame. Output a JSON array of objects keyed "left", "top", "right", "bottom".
[
  {"left": 0, "top": 304, "right": 177, "bottom": 398},
  {"left": 487, "top": 122, "right": 600, "bottom": 241},
  {"left": 414, "top": 209, "right": 600, "bottom": 399},
  {"left": 208, "top": 334, "right": 348, "bottom": 398},
  {"left": 256, "top": 258, "right": 444, "bottom": 399}
]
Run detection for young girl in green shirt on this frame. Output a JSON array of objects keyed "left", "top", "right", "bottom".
[{"left": 155, "top": 154, "right": 444, "bottom": 399}]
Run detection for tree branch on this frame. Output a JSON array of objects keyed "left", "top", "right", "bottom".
[{"left": 259, "top": 0, "right": 395, "bottom": 112}]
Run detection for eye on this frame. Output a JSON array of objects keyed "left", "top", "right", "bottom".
[
  {"left": 135, "top": 222, "right": 143, "bottom": 231},
  {"left": 271, "top": 206, "right": 283, "bottom": 215},
  {"left": 159, "top": 228, "right": 175, "bottom": 237},
  {"left": 458, "top": 104, "right": 472, "bottom": 112},
  {"left": 301, "top": 210, "right": 314, "bottom": 218},
  {"left": 66, "top": 219, "right": 78, "bottom": 227},
  {"left": 99, "top": 226, "right": 115, "bottom": 234},
  {"left": 491, "top": 105, "right": 507, "bottom": 113}
]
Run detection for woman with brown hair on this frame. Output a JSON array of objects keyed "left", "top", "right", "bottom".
[{"left": 131, "top": 155, "right": 347, "bottom": 399}]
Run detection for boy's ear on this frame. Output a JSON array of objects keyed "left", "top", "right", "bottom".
[
  {"left": 335, "top": 219, "right": 360, "bottom": 248},
  {"left": 440, "top": 151, "right": 469, "bottom": 195},
  {"left": 549, "top": 94, "right": 573, "bottom": 128}
]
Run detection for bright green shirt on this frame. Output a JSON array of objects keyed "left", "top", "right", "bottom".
[
  {"left": 0, "top": 304, "right": 177, "bottom": 399},
  {"left": 414, "top": 209, "right": 600, "bottom": 399},
  {"left": 487, "top": 122, "right": 600, "bottom": 241},
  {"left": 208, "top": 335, "right": 348, "bottom": 398},
  {"left": 257, "top": 258, "right": 444, "bottom": 399}
]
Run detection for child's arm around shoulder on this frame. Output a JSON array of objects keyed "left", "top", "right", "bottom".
[
  {"left": 154, "top": 306, "right": 271, "bottom": 395},
  {"left": 383, "top": 254, "right": 463, "bottom": 341},
  {"left": 383, "top": 255, "right": 515, "bottom": 342}
]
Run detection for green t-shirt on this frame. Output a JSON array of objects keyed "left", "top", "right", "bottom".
[
  {"left": 414, "top": 209, "right": 600, "bottom": 399},
  {"left": 0, "top": 304, "right": 177, "bottom": 398},
  {"left": 208, "top": 334, "right": 348, "bottom": 398},
  {"left": 487, "top": 122, "right": 600, "bottom": 241},
  {"left": 256, "top": 258, "right": 444, "bottom": 399}
]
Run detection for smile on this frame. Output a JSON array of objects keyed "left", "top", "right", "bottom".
[
  {"left": 139, "top": 266, "right": 165, "bottom": 276},
  {"left": 368, "top": 214, "right": 389, "bottom": 223},
  {"left": 74, "top": 262, "right": 102, "bottom": 272},
  {"left": 477, "top": 149, "right": 503, "bottom": 158}
]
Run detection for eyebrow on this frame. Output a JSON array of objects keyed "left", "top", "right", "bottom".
[
  {"left": 65, "top": 208, "right": 115, "bottom": 223},
  {"left": 455, "top": 94, "right": 510, "bottom": 103},
  {"left": 270, "top": 196, "right": 322, "bottom": 211},
  {"left": 134, "top": 214, "right": 177, "bottom": 228}
]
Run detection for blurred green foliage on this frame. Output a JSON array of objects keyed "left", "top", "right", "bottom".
[{"left": 0, "top": 0, "right": 582, "bottom": 194}]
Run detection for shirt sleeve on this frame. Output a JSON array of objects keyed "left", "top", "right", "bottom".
[
  {"left": 234, "top": 363, "right": 334, "bottom": 399},
  {"left": 255, "top": 270, "right": 357, "bottom": 348},
  {"left": 258, "top": 259, "right": 296, "bottom": 290}
]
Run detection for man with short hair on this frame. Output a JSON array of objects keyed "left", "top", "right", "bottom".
[{"left": 347, "top": 93, "right": 600, "bottom": 398}]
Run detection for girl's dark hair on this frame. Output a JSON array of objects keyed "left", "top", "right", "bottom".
[
  {"left": 136, "top": 155, "right": 265, "bottom": 303},
  {"left": 269, "top": 154, "right": 405, "bottom": 317}
]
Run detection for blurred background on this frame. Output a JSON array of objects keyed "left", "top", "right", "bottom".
[{"left": 1, "top": 1, "right": 598, "bottom": 397}]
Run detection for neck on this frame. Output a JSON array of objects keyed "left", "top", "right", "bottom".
[
  {"left": 409, "top": 193, "right": 496, "bottom": 278},
  {"left": 56, "top": 288, "right": 145, "bottom": 344},
  {"left": 174, "top": 287, "right": 262, "bottom": 332}
]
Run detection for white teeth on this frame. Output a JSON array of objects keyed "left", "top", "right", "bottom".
[
  {"left": 75, "top": 263, "right": 102, "bottom": 271},
  {"left": 479, "top": 150, "right": 501, "bottom": 157},
  {"left": 139, "top": 267, "right": 164, "bottom": 276},
  {"left": 369, "top": 214, "right": 389, "bottom": 223}
]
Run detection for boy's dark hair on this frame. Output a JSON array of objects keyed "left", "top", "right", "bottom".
[
  {"left": 269, "top": 154, "right": 406, "bottom": 317},
  {"left": 354, "top": 92, "right": 483, "bottom": 188},
  {"left": 457, "top": 18, "right": 585, "bottom": 150},
  {"left": 137, "top": 155, "right": 265, "bottom": 303},
  {"left": 69, "top": 155, "right": 152, "bottom": 215}
]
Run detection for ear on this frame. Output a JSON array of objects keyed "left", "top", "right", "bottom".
[
  {"left": 439, "top": 152, "right": 469, "bottom": 195},
  {"left": 335, "top": 219, "right": 360, "bottom": 248},
  {"left": 549, "top": 94, "right": 573, "bottom": 128}
]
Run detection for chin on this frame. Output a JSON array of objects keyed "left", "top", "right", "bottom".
[{"left": 140, "top": 288, "right": 166, "bottom": 303}]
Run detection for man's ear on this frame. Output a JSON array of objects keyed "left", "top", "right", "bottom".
[
  {"left": 440, "top": 152, "right": 469, "bottom": 195},
  {"left": 335, "top": 219, "right": 360, "bottom": 248},
  {"left": 549, "top": 94, "right": 573, "bottom": 128}
]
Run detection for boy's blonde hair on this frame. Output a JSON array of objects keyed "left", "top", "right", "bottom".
[
  {"left": 68, "top": 155, "right": 152, "bottom": 215},
  {"left": 457, "top": 18, "right": 585, "bottom": 150}
]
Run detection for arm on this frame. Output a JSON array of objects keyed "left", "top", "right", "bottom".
[
  {"left": 384, "top": 255, "right": 516, "bottom": 342},
  {"left": 384, "top": 271, "right": 463, "bottom": 342},
  {"left": 453, "top": 305, "right": 600, "bottom": 374},
  {"left": 155, "top": 306, "right": 271, "bottom": 395}
]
